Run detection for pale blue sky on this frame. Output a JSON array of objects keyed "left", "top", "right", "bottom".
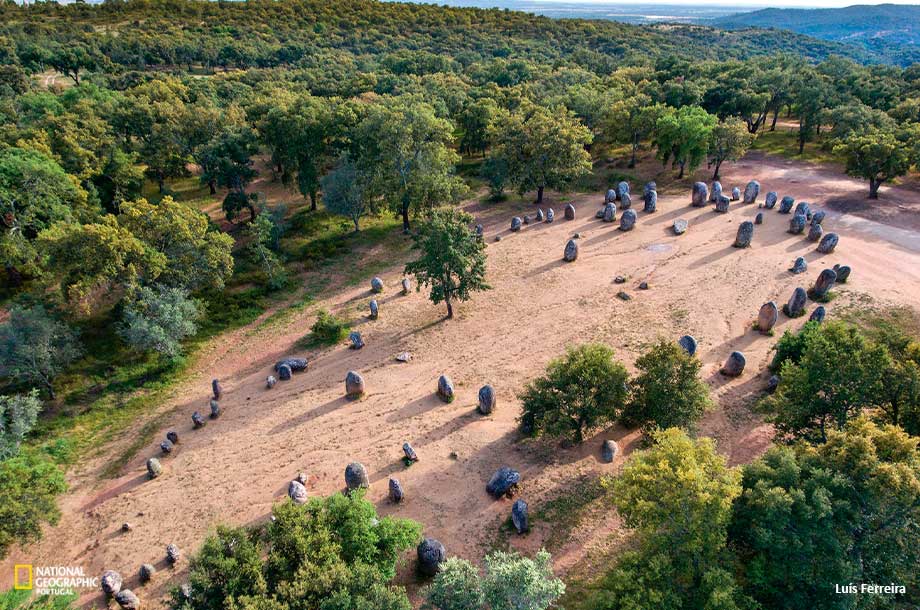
[{"left": 522, "top": 0, "right": 918, "bottom": 4}]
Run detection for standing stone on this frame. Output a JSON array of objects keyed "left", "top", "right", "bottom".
[
  {"left": 833, "top": 264, "right": 851, "bottom": 283},
  {"left": 101, "top": 571, "right": 122, "bottom": 597},
  {"left": 475, "top": 224, "right": 483, "bottom": 238},
  {"left": 478, "top": 385, "right": 496, "bottom": 414},
  {"left": 369, "top": 299, "right": 379, "bottom": 319},
  {"left": 757, "top": 301, "right": 779, "bottom": 334},
  {"left": 563, "top": 239, "right": 579, "bottom": 262},
  {"left": 603, "top": 202, "right": 616, "bottom": 222},
  {"left": 535, "top": 209, "right": 545, "bottom": 222},
  {"left": 511, "top": 217, "right": 522, "bottom": 232},
  {"left": 545, "top": 208, "right": 555, "bottom": 223},
  {"left": 288, "top": 480, "right": 308, "bottom": 504},
  {"left": 789, "top": 214, "right": 807, "bottom": 234},
  {"left": 146, "top": 458, "right": 162, "bottom": 479},
  {"left": 345, "top": 371, "right": 365, "bottom": 398},
  {"left": 811, "top": 210, "right": 826, "bottom": 226},
  {"left": 794, "top": 202, "right": 810, "bottom": 218},
  {"left": 388, "top": 478, "right": 404, "bottom": 503},
  {"left": 678, "top": 335, "right": 697, "bottom": 356},
  {"left": 692, "top": 182, "right": 709, "bottom": 207},
  {"left": 402, "top": 278, "right": 411, "bottom": 294},
  {"left": 160, "top": 439, "right": 174, "bottom": 455},
  {"left": 192, "top": 411, "right": 206, "bottom": 428},
  {"left": 595, "top": 208, "right": 605, "bottom": 219},
  {"left": 601, "top": 439, "right": 618, "bottom": 463},
  {"left": 643, "top": 189, "right": 657, "bottom": 213},
  {"left": 764, "top": 192, "right": 778, "bottom": 209},
  {"left": 790, "top": 256, "right": 808, "bottom": 274},
  {"left": 371, "top": 277, "right": 384, "bottom": 293},
  {"left": 733, "top": 221, "right": 754, "bottom": 248},
  {"left": 486, "top": 466, "right": 521, "bottom": 498},
  {"left": 349, "top": 331, "right": 364, "bottom": 350},
  {"left": 139, "top": 564, "right": 155, "bottom": 585},
  {"left": 754, "top": 212, "right": 764, "bottom": 225},
  {"left": 211, "top": 379, "right": 222, "bottom": 401},
  {"left": 403, "top": 442, "right": 419, "bottom": 462},
  {"left": 166, "top": 544, "right": 180, "bottom": 565},
  {"left": 276, "top": 358, "right": 308, "bottom": 372},
  {"left": 209, "top": 398, "right": 220, "bottom": 419},
  {"left": 417, "top": 539, "right": 446, "bottom": 577},
  {"left": 779, "top": 196, "right": 795, "bottom": 214},
  {"left": 344, "top": 462, "right": 369, "bottom": 491},
  {"left": 731, "top": 187, "right": 741, "bottom": 201},
  {"left": 605, "top": 188, "right": 616, "bottom": 203},
  {"left": 620, "top": 209, "right": 637, "bottom": 231},
  {"left": 437, "top": 375, "right": 455, "bottom": 402},
  {"left": 767, "top": 375, "right": 780, "bottom": 393},
  {"left": 620, "top": 191, "right": 632, "bottom": 209},
  {"left": 644, "top": 181, "right": 657, "bottom": 197},
  {"left": 807, "top": 222, "right": 824, "bottom": 242},
  {"left": 715, "top": 195, "right": 731, "bottom": 213},
  {"left": 277, "top": 363, "right": 292, "bottom": 381},
  {"left": 114, "top": 591, "right": 140, "bottom": 610},
  {"left": 710, "top": 181, "right": 722, "bottom": 202},
  {"left": 266, "top": 375, "right": 277, "bottom": 389},
  {"left": 166, "top": 430, "right": 179, "bottom": 444},
  {"left": 673, "top": 219, "right": 688, "bottom": 235},
  {"left": 743, "top": 180, "right": 760, "bottom": 204},
  {"left": 564, "top": 203, "right": 575, "bottom": 220},
  {"left": 721, "top": 351, "right": 746, "bottom": 377},
  {"left": 617, "top": 181, "right": 630, "bottom": 201},
  {"left": 811, "top": 268, "right": 837, "bottom": 299},
  {"left": 511, "top": 499, "right": 529, "bottom": 534},
  {"left": 809, "top": 306, "right": 827, "bottom": 323},
  {"left": 785, "top": 287, "right": 808, "bottom": 317},
  {"left": 817, "top": 233, "right": 839, "bottom": 254}
]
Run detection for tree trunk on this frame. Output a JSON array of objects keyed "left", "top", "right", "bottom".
[
  {"left": 869, "top": 178, "right": 881, "bottom": 199},
  {"left": 536, "top": 185, "right": 544, "bottom": 204},
  {"left": 678, "top": 161, "right": 685, "bottom": 179},
  {"left": 208, "top": 179, "right": 216, "bottom": 195},
  {"left": 353, "top": 218, "right": 360, "bottom": 233},
  {"left": 770, "top": 108, "right": 779, "bottom": 131},
  {"left": 401, "top": 200, "right": 410, "bottom": 234},
  {"left": 629, "top": 138, "right": 638, "bottom": 168},
  {"left": 446, "top": 299, "right": 453, "bottom": 319},
  {"left": 798, "top": 130, "right": 806, "bottom": 155},
  {"left": 309, "top": 190, "right": 317, "bottom": 212},
  {"left": 158, "top": 176, "right": 165, "bottom": 193},
  {"left": 712, "top": 159, "right": 722, "bottom": 181}
]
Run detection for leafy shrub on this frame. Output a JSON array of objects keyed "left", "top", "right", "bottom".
[
  {"left": 0, "top": 305, "right": 81, "bottom": 399},
  {"left": 0, "top": 450, "right": 67, "bottom": 559},
  {"left": 519, "top": 343, "right": 629, "bottom": 443},
  {"left": 769, "top": 320, "right": 821, "bottom": 371},
  {"left": 120, "top": 285, "right": 202, "bottom": 358},
  {"left": 623, "top": 340, "right": 711, "bottom": 434},
  {"left": 308, "top": 310, "right": 350, "bottom": 345},
  {"left": 0, "top": 390, "right": 42, "bottom": 460}
]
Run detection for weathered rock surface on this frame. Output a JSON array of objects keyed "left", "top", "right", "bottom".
[
  {"left": 486, "top": 466, "right": 520, "bottom": 498},
  {"left": 817, "top": 233, "right": 839, "bottom": 254},
  {"left": 114, "top": 590, "right": 139, "bottom": 610},
  {"left": 389, "top": 477, "right": 404, "bottom": 503},
  {"left": 101, "top": 571, "right": 122, "bottom": 597},
  {"left": 790, "top": 256, "right": 808, "bottom": 274},
  {"left": 601, "top": 439, "right": 618, "bottom": 463},
  {"left": 673, "top": 219, "right": 688, "bottom": 235},
  {"left": 809, "top": 306, "right": 827, "bottom": 323},
  {"left": 620, "top": 209, "right": 637, "bottom": 231},
  {"left": 345, "top": 462, "right": 369, "bottom": 491},
  {"left": 288, "top": 480, "right": 308, "bottom": 504},
  {"left": 192, "top": 411, "right": 206, "bottom": 428},
  {"left": 345, "top": 371, "right": 365, "bottom": 397},
  {"left": 605, "top": 188, "right": 616, "bottom": 203},
  {"left": 478, "top": 385, "right": 496, "bottom": 415},
  {"left": 511, "top": 216, "right": 522, "bottom": 232},
  {"left": 417, "top": 538, "right": 446, "bottom": 577},
  {"left": 715, "top": 195, "right": 731, "bottom": 213},
  {"left": 643, "top": 189, "right": 657, "bottom": 213},
  {"left": 277, "top": 364, "right": 292, "bottom": 381},
  {"left": 146, "top": 458, "right": 162, "bottom": 479},
  {"left": 710, "top": 181, "right": 722, "bottom": 202},
  {"left": 692, "top": 182, "right": 709, "bottom": 207},
  {"left": 620, "top": 192, "right": 632, "bottom": 209},
  {"left": 721, "top": 351, "right": 746, "bottom": 377},
  {"left": 734, "top": 221, "right": 754, "bottom": 248},
  {"left": 563, "top": 239, "right": 578, "bottom": 262},
  {"left": 833, "top": 264, "right": 851, "bottom": 283},
  {"left": 371, "top": 277, "right": 384, "bottom": 293},
  {"left": 743, "top": 180, "right": 760, "bottom": 204},
  {"left": 403, "top": 442, "right": 419, "bottom": 462},
  {"left": 757, "top": 301, "right": 779, "bottom": 334},
  {"left": 603, "top": 202, "right": 616, "bottom": 222},
  {"left": 789, "top": 214, "right": 807, "bottom": 234},
  {"left": 617, "top": 181, "right": 630, "bottom": 201},
  {"left": 212, "top": 379, "right": 222, "bottom": 400},
  {"left": 764, "top": 191, "right": 778, "bottom": 209},
  {"left": 811, "top": 268, "right": 837, "bottom": 299},
  {"left": 807, "top": 223, "right": 824, "bottom": 242},
  {"left": 785, "top": 287, "right": 808, "bottom": 317},
  {"left": 779, "top": 196, "right": 795, "bottom": 214},
  {"left": 437, "top": 375, "right": 455, "bottom": 402},
  {"left": 349, "top": 331, "right": 364, "bottom": 350},
  {"left": 794, "top": 202, "right": 810, "bottom": 218},
  {"left": 511, "top": 499, "right": 529, "bottom": 534},
  {"left": 811, "top": 211, "right": 826, "bottom": 226},
  {"left": 678, "top": 335, "right": 697, "bottom": 356},
  {"left": 564, "top": 203, "right": 575, "bottom": 220}
]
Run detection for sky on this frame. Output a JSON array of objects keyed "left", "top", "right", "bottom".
[{"left": 485, "top": 0, "right": 919, "bottom": 5}]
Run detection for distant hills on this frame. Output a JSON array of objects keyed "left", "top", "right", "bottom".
[{"left": 712, "top": 4, "right": 920, "bottom": 66}]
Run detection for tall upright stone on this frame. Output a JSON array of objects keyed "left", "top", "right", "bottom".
[
  {"left": 417, "top": 539, "right": 446, "bottom": 577},
  {"left": 811, "top": 268, "right": 837, "bottom": 299},
  {"left": 678, "top": 335, "right": 697, "bottom": 356},
  {"left": 563, "top": 239, "right": 579, "bottom": 262},
  {"left": 733, "top": 221, "right": 754, "bottom": 248},
  {"left": 564, "top": 204, "right": 576, "bottom": 220},
  {"left": 478, "top": 385, "right": 496, "bottom": 415},
  {"left": 779, "top": 196, "right": 795, "bottom": 214},
  {"left": 785, "top": 287, "right": 807, "bottom": 317},
  {"left": 789, "top": 214, "right": 807, "bottom": 234},
  {"left": 603, "top": 202, "right": 616, "bottom": 222},
  {"left": 437, "top": 375, "right": 455, "bottom": 402},
  {"left": 807, "top": 222, "right": 824, "bottom": 242},
  {"left": 620, "top": 209, "right": 637, "bottom": 231},
  {"left": 692, "top": 182, "right": 709, "bottom": 207},
  {"left": 757, "top": 301, "right": 778, "bottom": 334},
  {"left": 731, "top": 186, "right": 741, "bottom": 201},
  {"left": 643, "top": 189, "right": 657, "bottom": 213},
  {"left": 817, "top": 233, "right": 839, "bottom": 254},
  {"left": 710, "top": 181, "right": 722, "bottom": 202},
  {"left": 345, "top": 371, "right": 365, "bottom": 398},
  {"left": 344, "top": 462, "right": 369, "bottom": 491},
  {"left": 764, "top": 192, "right": 778, "bottom": 209},
  {"left": 721, "top": 351, "right": 746, "bottom": 376},
  {"left": 511, "top": 216, "right": 522, "bottom": 232},
  {"left": 715, "top": 195, "right": 730, "bottom": 213},
  {"left": 743, "top": 180, "right": 760, "bottom": 204}
]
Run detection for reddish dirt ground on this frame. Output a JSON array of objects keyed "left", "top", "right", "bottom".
[{"left": 3, "top": 151, "right": 920, "bottom": 608}]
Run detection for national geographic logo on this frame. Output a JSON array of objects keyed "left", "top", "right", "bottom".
[{"left": 11, "top": 565, "right": 99, "bottom": 595}]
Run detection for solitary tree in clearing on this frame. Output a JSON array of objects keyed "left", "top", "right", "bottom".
[
  {"left": 834, "top": 126, "right": 917, "bottom": 199},
  {"left": 404, "top": 208, "right": 489, "bottom": 319}
]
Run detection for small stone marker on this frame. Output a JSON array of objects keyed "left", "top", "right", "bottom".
[
  {"left": 790, "top": 256, "right": 807, "bottom": 274},
  {"left": 402, "top": 277, "right": 411, "bottom": 294},
  {"left": 785, "top": 287, "right": 808, "bottom": 317},
  {"left": 160, "top": 439, "right": 174, "bottom": 455},
  {"left": 536, "top": 209, "right": 545, "bottom": 222},
  {"left": 266, "top": 375, "right": 277, "bottom": 389},
  {"left": 114, "top": 590, "right": 139, "bottom": 610},
  {"left": 833, "top": 264, "right": 851, "bottom": 283},
  {"left": 603, "top": 202, "right": 616, "bottom": 222},
  {"left": 277, "top": 364, "right": 292, "bottom": 381},
  {"left": 437, "top": 375, "right": 455, "bottom": 402},
  {"left": 809, "top": 306, "right": 827, "bottom": 323},
  {"left": 757, "top": 301, "right": 779, "bottom": 334},
  {"left": 209, "top": 399, "right": 220, "bottom": 419},
  {"left": 721, "top": 351, "right": 746, "bottom": 377},
  {"left": 563, "top": 239, "right": 578, "bottom": 262},
  {"left": 643, "top": 189, "right": 657, "bottom": 213},
  {"left": 345, "top": 371, "right": 365, "bottom": 398},
  {"left": 371, "top": 277, "right": 384, "bottom": 293},
  {"left": 811, "top": 268, "right": 837, "bottom": 299},
  {"left": 486, "top": 466, "right": 520, "bottom": 498},
  {"left": 564, "top": 203, "right": 575, "bottom": 220},
  {"left": 166, "top": 430, "right": 179, "bottom": 444},
  {"left": 764, "top": 192, "right": 778, "bottom": 209},
  {"left": 743, "top": 180, "right": 760, "bottom": 204},
  {"left": 620, "top": 209, "right": 637, "bottom": 231},
  {"left": 779, "top": 196, "right": 795, "bottom": 214},
  {"left": 710, "top": 181, "right": 722, "bottom": 202},
  {"left": 601, "top": 439, "right": 618, "bottom": 463},
  {"left": 817, "top": 233, "right": 839, "bottom": 254},
  {"left": 731, "top": 186, "right": 741, "bottom": 201},
  {"left": 715, "top": 195, "right": 730, "bottom": 213},
  {"left": 101, "top": 571, "right": 122, "bottom": 597},
  {"left": 545, "top": 208, "right": 555, "bottom": 223},
  {"left": 478, "top": 385, "right": 496, "bottom": 415},
  {"left": 734, "top": 221, "right": 754, "bottom": 248},
  {"left": 389, "top": 478, "right": 404, "bottom": 503},
  {"left": 192, "top": 411, "right": 206, "bottom": 428},
  {"left": 417, "top": 538, "right": 446, "bottom": 577},
  {"left": 166, "top": 544, "right": 180, "bottom": 565},
  {"left": 692, "top": 182, "right": 709, "bottom": 207},
  {"left": 673, "top": 219, "right": 688, "bottom": 235},
  {"left": 147, "top": 458, "right": 162, "bottom": 479},
  {"left": 807, "top": 222, "right": 823, "bottom": 242},
  {"left": 349, "top": 331, "right": 364, "bottom": 350},
  {"left": 511, "top": 499, "right": 529, "bottom": 534},
  {"left": 139, "top": 564, "right": 155, "bottom": 585},
  {"left": 678, "top": 335, "right": 697, "bottom": 356},
  {"left": 403, "top": 442, "right": 419, "bottom": 462},
  {"left": 511, "top": 217, "right": 522, "bottom": 231},
  {"left": 789, "top": 214, "right": 806, "bottom": 234},
  {"left": 345, "top": 462, "right": 369, "bottom": 491},
  {"left": 288, "top": 480, "right": 308, "bottom": 504},
  {"left": 755, "top": 212, "right": 763, "bottom": 224}
]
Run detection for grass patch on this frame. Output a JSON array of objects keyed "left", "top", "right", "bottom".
[
  {"left": 532, "top": 474, "right": 609, "bottom": 552},
  {"left": 750, "top": 127, "right": 843, "bottom": 165},
  {"left": 303, "top": 309, "right": 350, "bottom": 347}
]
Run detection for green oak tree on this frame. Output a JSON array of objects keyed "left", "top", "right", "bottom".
[{"left": 654, "top": 106, "right": 717, "bottom": 178}]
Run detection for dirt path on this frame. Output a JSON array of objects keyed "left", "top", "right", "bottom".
[{"left": 3, "top": 153, "right": 920, "bottom": 606}]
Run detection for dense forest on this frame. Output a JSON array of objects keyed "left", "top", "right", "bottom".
[{"left": 1, "top": 1, "right": 919, "bottom": 609}]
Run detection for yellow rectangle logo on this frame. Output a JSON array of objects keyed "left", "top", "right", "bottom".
[{"left": 13, "top": 564, "right": 33, "bottom": 590}]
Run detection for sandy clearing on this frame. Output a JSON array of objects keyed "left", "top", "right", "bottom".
[{"left": 3, "top": 152, "right": 920, "bottom": 607}]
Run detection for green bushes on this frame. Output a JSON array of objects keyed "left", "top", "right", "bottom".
[
  {"left": 0, "top": 450, "right": 67, "bottom": 559},
  {"left": 308, "top": 310, "right": 350, "bottom": 345},
  {"left": 176, "top": 491, "right": 421, "bottom": 610}
]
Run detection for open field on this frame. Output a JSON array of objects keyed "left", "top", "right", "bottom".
[{"left": 3, "top": 150, "right": 920, "bottom": 607}]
